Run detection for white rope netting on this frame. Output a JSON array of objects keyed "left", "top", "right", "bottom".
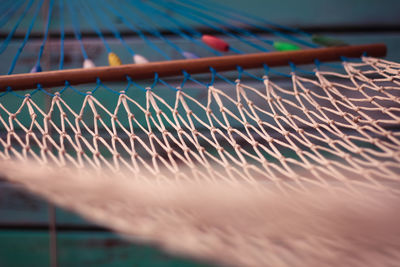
[
  {"left": 1, "top": 0, "right": 399, "bottom": 265},
  {"left": 1, "top": 57, "right": 400, "bottom": 266},
  {"left": 1, "top": 57, "right": 399, "bottom": 194}
]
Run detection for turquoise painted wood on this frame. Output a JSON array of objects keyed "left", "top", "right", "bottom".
[
  {"left": 1, "top": 34, "right": 399, "bottom": 76},
  {"left": 2, "top": 0, "right": 399, "bottom": 33},
  {"left": 0, "top": 231, "right": 217, "bottom": 267},
  {"left": 0, "top": 183, "right": 92, "bottom": 225},
  {"left": 0, "top": 183, "right": 219, "bottom": 267}
]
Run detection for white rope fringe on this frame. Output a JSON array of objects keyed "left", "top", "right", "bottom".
[{"left": 0, "top": 160, "right": 399, "bottom": 267}]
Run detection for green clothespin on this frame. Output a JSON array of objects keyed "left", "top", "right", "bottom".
[
  {"left": 312, "top": 34, "right": 348, "bottom": 47},
  {"left": 273, "top": 41, "right": 300, "bottom": 52}
]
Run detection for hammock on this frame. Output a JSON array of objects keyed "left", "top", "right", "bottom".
[{"left": 0, "top": 0, "right": 399, "bottom": 266}]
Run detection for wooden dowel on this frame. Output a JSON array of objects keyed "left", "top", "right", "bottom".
[{"left": 0, "top": 43, "right": 386, "bottom": 91}]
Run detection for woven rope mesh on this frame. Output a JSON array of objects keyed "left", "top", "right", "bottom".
[{"left": 1, "top": 56, "right": 400, "bottom": 195}]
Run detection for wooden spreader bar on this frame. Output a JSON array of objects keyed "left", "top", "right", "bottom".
[{"left": 0, "top": 43, "right": 386, "bottom": 91}]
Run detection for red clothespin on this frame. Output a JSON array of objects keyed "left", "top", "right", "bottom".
[{"left": 201, "top": 35, "right": 229, "bottom": 52}]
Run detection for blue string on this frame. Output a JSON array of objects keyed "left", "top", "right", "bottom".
[
  {"left": 209, "top": 68, "right": 236, "bottom": 85},
  {"left": 263, "top": 63, "right": 292, "bottom": 78},
  {"left": 185, "top": 73, "right": 209, "bottom": 87},
  {"left": 117, "top": 1, "right": 188, "bottom": 57},
  {"left": 176, "top": 0, "right": 317, "bottom": 48},
  {"left": 0, "top": 0, "right": 24, "bottom": 29},
  {"left": 155, "top": 2, "right": 269, "bottom": 54},
  {"left": 100, "top": 0, "right": 171, "bottom": 60},
  {"left": 263, "top": 64, "right": 270, "bottom": 76},
  {"left": 77, "top": 0, "right": 112, "bottom": 53},
  {"left": 126, "top": 76, "right": 147, "bottom": 92},
  {"left": 289, "top": 62, "right": 296, "bottom": 72},
  {"left": 88, "top": 0, "right": 136, "bottom": 56},
  {"left": 187, "top": 0, "right": 312, "bottom": 38},
  {"left": 0, "top": 0, "right": 19, "bottom": 17},
  {"left": 36, "top": 84, "right": 56, "bottom": 97},
  {"left": 144, "top": 0, "right": 236, "bottom": 56},
  {"left": 131, "top": 1, "right": 201, "bottom": 38},
  {"left": 180, "top": 71, "right": 190, "bottom": 88},
  {"left": 123, "top": 78, "right": 134, "bottom": 93},
  {"left": 150, "top": 73, "right": 159, "bottom": 89},
  {"left": 158, "top": 78, "right": 179, "bottom": 91},
  {"left": 314, "top": 59, "right": 321, "bottom": 70},
  {"left": 288, "top": 61, "right": 315, "bottom": 75},
  {"left": 59, "top": 0, "right": 65, "bottom": 69},
  {"left": 208, "top": 67, "right": 216, "bottom": 87},
  {"left": 341, "top": 56, "right": 363, "bottom": 63},
  {"left": 65, "top": 84, "right": 91, "bottom": 96},
  {"left": 292, "top": 67, "right": 316, "bottom": 76},
  {"left": 90, "top": 78, "right": 102, "bottom": 94},
  {"left": 237, "top": 66, "right": 243, "bottom": 81},
  {"left": 128, "top": 0, "right": 223, "bottom": 56},
  {"left": 0, "top": 0, "right": 36, "bottom": 56},
  {"left": 8, "top": 0, "right": 44, "bottom": 75},
  {"left": 0, "top": 0, "right": 18, "bottom": 17},
  {"left": 269, "top": 68, "right": 293, "bottom": 78},
  {"left": 59, "top": 82, "right": 70, "bottom": 95},
  {"left": 239, "top": 68, "right": 264, "bottom": 81},
  {"left": 36, "top": 0, "right": 54, "bottom": 66},
  {"left": 5, "top": 87, "right": 27, "bottom": 99},
  {"left": 156, "top": 1, "right": 261, "bottom": 53},
  {"left": 182, "top": 69, "right": 217, "bottom": 88},
  {"left": 137, "top": 0, "right": 325, "bottom": 75},
  {"left": 96, "top": 80, "right": 123, "bottom": 95},
  {"left": 161, "top": 0, "right": 275, "bottom": 49},
  {"left": 177, "top": 0, "right": 317, "bottom": 48},
  {"left": 69, "top": 85, "right": 90, "bottom": 96},
  {"left": 317, "top": 62, "right": 345, "bottom": 70},
  {"left": 66, "top": 0, "right": 88, "bottom": 59},
  {"left": 157, "top": 1, "right": 318, "bottom": 78},
  {"left": 2, "top": 0, "right": 356, "bottom": 98}
]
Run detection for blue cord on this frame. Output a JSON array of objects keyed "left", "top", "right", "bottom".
[
  {"left": 156, "top": 0, "right": 269, "bottom": 53},
  {"left": 77, "top": 0, "right": 112, "bottom": 53},
  {"left": 66, "top": 0, "right": 88, "bottom": 59},
  {"left": 88, "top": 0, "right": 135, "bottom": 56},
  {"left": 139, "top": 0, "right": 322, "bottom": 74},
  {"left": 0, "top": 0, "right": 36, "bottom": 56},
  {"left": 239, "top": 67, "right": 264, "bottom": 81},
  {"left": 116, "top": 1, "right": 188, "bottom": 57},
  {"left": 186, "top": 0, "right": 312, "bottom": 38},
  {"left": 158, "top": 78, "right": 179, "bottom": 91},
  {"left": 100, "top": 0, "right": 170, "bottom": 60},
  {"left": 127, "top": 76, "right": 147, "bottom": 92},
  {"left": 59, "top": 0, "right": 65, "bottom": 69},
  {"left": 126, "top": 0, "right": 222, "bottom": 56},
  {"left": 150, "top": 73, "right": 159, "bottom": 90},
  {"left": 8, "top": 0, "right": 44, "bottom": 75},
  {"left": 209, "top": 67, "right": 236, "bottom": 85},
  {"left": 0, "top": 0, "right": 24, "bottom": 29},
  {"left": 141, "top": 0, "right": 225, "bottom": 55},
  {"left": 161, "top": 0, "right": 274, "bottom": 49},
  {"left": 0, "top": 0, "right": 18, "bottom": 16},
  {"left": 36, "top": 0, "right": 54, "bottom": 67},
  {"left": 172, "top": 0, "right": 317, "bottom": 48},
  {"left": 165, "top": 1, "right": 319, "bottom": 77},
  {"left": 96, "top": 80, "right": 123, "bottom": 95}
]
